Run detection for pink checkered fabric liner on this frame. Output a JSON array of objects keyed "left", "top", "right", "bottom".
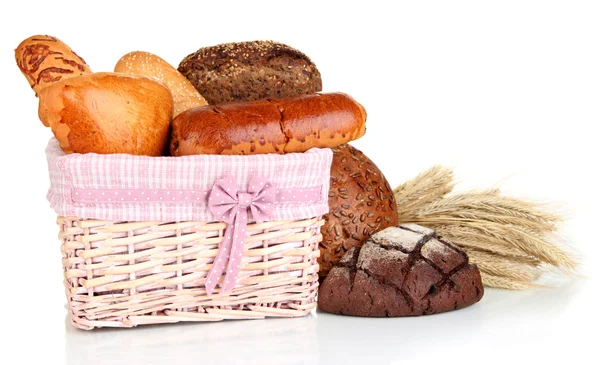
[{"left": 45, "top": 138, "right": 333, "bottom": 222}]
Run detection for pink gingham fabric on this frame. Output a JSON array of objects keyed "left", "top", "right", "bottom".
[{"left": 45, "top": 138, "right": 332, "bottom": 222}]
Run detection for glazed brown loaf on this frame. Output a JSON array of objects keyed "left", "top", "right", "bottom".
[
  {"left": 170, "top": 93, "right": 366, "bottom": 156},
  {"left": 16, "top": 35, "right": 91, "bottom": 95}
]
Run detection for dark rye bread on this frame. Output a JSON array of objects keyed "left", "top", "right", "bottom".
[
  {"left": 178, "top": 41, "right": 322, "bottom": 105},
  {"left": 318, "top": 225, "right": 484, "bottom": 317},
  {"left": 319, "top": 144, "right": 398, "bottom": 277}
]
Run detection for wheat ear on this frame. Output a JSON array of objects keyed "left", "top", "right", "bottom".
[
  {"left": 464, "top": 249, "right": 541, "bottom": 281},
  {"left": 435, "top": 226, "right": 541, "bottom": 265},
  {"left": 394, "top": 165, "right": 578, "bottom": 289},
  {"left": 394, "top": 165, "right": 454, "bottom": 215},
  {"left": 480, "top": 272, "right": 535, "bottom": 290}
]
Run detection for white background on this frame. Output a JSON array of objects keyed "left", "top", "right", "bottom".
[{"left": 0, "top": 1, "right": 598, "bottom": 364}]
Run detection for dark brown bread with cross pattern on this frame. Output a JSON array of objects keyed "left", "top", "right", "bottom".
[
  {"left": 318, "top": 224, "right": 484, "bottom": 316},
  {"left": 178, "top": 40, "right": 322, "bottom": 105}
]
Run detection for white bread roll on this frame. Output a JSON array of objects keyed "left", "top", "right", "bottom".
[
  {"left": 38, "top": 72, "right": 173, "bottom": 156},
  {"left": 115, "top": 51, "right": 207, "bottom": 117}
]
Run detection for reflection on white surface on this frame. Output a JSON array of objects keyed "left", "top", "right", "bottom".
[
  {"left": 65, "top": 313, "right": 320, "bottom": 365},
  {"left": 63, "top": 279, "right": 586, "bottom": 365}
]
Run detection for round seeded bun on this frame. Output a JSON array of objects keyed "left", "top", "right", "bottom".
[{"left": 319, "top": 144, "right": 399, "bottom": 277}]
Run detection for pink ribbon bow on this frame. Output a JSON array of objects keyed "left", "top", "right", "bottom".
[{"left": 205, "top": 175, "right": 276, "bottom": 295}]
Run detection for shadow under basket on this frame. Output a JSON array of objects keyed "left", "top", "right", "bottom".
[{"left": 59, "top": 216, "right": 323, "bottom": 330}]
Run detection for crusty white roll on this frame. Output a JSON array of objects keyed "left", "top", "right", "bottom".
[
  {"left": 15, "top": 35, "right": 91, "bottom": 95},
  {"left": 38, "top": 72, "right": 174, "bottom": 156},
  {"left": 115, "top": 51, "right": 208, "bottom": 117}
]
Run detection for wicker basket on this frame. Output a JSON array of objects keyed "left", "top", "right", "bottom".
[
  {"left": 59, "top": 217, "right": 323, "bottom": 329},
  {"left": 46, "top": 139, "right": 332, "bottom": 329}
]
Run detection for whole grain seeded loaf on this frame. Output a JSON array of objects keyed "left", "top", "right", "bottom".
[
  {"left": 178, "top": 41, "right": 322, "bottom": 105},
  {"left": 318, "top": 225, "right": 484, "bottom": 317},
  {"left": 319, "top": 144, "right": 398, "bottom": 277}
]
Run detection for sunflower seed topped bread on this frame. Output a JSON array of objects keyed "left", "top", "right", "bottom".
[
  {"left": 178, "top": 40, "right": 322, "bottom": 105},
  {"left": 319, "top": 144, "right": 398, "bottom": 277}
]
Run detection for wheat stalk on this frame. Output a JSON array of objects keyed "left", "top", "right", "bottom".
[
  {"left": 410, "top": 191, "right": 560, "bottom": 233},
  {"left": 465, "top": 222, "right": 575, "bottom": 270},
  {"left": 394, "top": 165, "right": 454, "bottom": 215},
  {"left": 464, "top": 249, "right": 541, "bottom": 281},
  {"left": 428, "top": 222, "right": 575, "bottom": 270},
  {"left": 394, "top": 165, "right": 577, "bottom": 289},
  {"left": 435, "top": 226, "right": 541, "bottom": 265},
  {"left": 413, "top": 214, "right": 554, "bottom": 236},
  {"left": 480, "top": 272, "right": 535, "bottom": 290}
]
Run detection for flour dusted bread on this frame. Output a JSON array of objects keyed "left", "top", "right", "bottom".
[
  {"left": 115, "top": 51, "right": 207, "bottom": 117},
  {"left": 318, "top": 225, "right": 484, "bottom": 317},
  {"left": 178, "top": 41, "right": 322, "bottom": 105},
  {"left": 38, "top": 72, "right": 173, "bottom": 156},
  {"left": 16, "top": 35, "right": 91, "bottom": 95},
  {"left": 170, "top": 92, "right": 366, "bottom": 156}
]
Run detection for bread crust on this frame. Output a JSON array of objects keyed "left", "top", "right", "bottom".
[
  {"left": 170, "top": 93, "right": 366, "bottom": 156},
  {"left": 38, "top": 72, "right": 173, "bottom": 156},
  {"left": 115, "top": 51, "right": 207, "bottom": 117},
  {"left": 319, "top": 144, "right": 398, "bottom": 277},
  {"left": 318, "top": 226, "right": 484, "bottom": 317},
  {"left": 178, "top": 40, "right": 322, "bottom": 105},
  {"left": 15, "top": 35, "right": 91, "bottom": 95}
]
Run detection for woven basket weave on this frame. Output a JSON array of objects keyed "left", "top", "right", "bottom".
[
  {"left": 46, "top": 138, "right": 332, "bottom": 330},
  {"left": 59, "top": 216, "right": 323, "bottom": 329}
]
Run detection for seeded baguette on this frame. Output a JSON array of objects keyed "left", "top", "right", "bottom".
[
  {"left": 115, "top": 51, "right": 207, "bottom": 117},
  {"left": 170, "top": 92, "right": 366, "bottom": 156}
]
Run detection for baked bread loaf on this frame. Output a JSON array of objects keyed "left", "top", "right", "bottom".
[
  {"left": 170, "top": 93, "right": 366, "bottom": 156},
  {"left": 318, "top": 225, "right": 484, "bottom": 317},
  {"left": 38, "top": 72, "right": 173, "bottom": 155},
  {"left": 115, "top": 51, "right": 207, "bottom": 117},
  {"left": 15, "top": 35, "right": 91, "bottom": 95},
  {"left": 319, "top": 144, "right": 398, "bottom": 277},
  {"left": 178, "top": 41, "right": 322, "bottom": 105}
]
